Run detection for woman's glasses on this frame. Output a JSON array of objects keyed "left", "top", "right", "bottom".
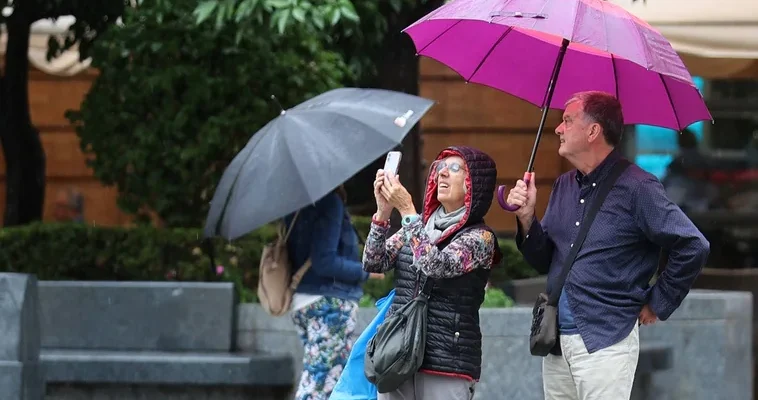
[{"left": 431, "top": 160, "right": 465, "bottom": 182}]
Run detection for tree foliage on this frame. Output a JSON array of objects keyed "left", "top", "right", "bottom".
[
  {"left": 66, "top": 0, "right": 350, "bottom": 227},
  {"left": 193, "top": 0, "right": 433, "bottom": 86}
]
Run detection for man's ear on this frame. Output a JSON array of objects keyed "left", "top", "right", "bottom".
[{"left": 587, "top": 123, "right": 602, "bottom": 143}]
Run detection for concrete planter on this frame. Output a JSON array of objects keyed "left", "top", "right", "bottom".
[
  {"left": 236, "top": 289, "right": 753, "bottom": 400},
  {"left": 694, "top": 268, "right": 758, "bottom": 399}
]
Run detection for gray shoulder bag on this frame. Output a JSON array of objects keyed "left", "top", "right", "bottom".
[
  {"left": 530, "top": 159, "right": 630, "bottom": 356},
  {"left": 364, "top": 272, "right": 433, "bottom": 393}
]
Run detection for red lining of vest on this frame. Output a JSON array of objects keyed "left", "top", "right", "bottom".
[{"left": 419, "top": 368, "right": 479, "bottom": 382}]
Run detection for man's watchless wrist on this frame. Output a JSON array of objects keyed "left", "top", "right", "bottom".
[{"left": 517, "top": 213, "right": 534, "bottom": 232}]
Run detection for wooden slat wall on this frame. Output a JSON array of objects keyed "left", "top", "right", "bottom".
[
  {"left": 0, "top": 67, "right": 130, "bottom": 226},
  {"left": 418, "top": 58, "right": 571, "bottom": 233}
]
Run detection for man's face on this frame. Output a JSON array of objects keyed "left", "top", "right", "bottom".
[{"left": 555, "top": 101, "right": 593, "bottom": 158}]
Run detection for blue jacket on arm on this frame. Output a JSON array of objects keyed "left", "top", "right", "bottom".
[
  {"left": 516, "top": 151, "right": 710, "bottom": 353},
  {"left": 285, "top": 191, "right": 368, "bottom": 302}
]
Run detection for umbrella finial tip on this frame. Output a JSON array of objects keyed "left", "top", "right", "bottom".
[{"left": 270, "top": 95, "right": 285, "bottom": 113}]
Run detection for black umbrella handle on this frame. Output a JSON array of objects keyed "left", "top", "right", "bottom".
[{"left": 498, "top": 38, "right": 570, "bottom": 212}]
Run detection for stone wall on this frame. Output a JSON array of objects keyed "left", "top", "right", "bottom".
[{"left": 237, "top": 289, "right": 753, "bottom": 400}]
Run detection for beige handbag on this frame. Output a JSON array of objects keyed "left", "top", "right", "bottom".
[{"left": 257, "top": 211, "right": 312, "bottom": 316}]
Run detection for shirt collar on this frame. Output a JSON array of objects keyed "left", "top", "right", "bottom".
[{"left": 575, "top": 149, "right": 623, "bottom": 187}]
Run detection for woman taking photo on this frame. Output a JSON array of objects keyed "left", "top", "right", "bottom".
[{"left": 363, "top": 146, "right": 502, "bottom": 400}]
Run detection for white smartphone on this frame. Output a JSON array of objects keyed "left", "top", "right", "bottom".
[{"left": 383, "top": 151, "right": 402, "bottom": 177}]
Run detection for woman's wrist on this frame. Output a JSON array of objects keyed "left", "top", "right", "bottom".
[
  {"left": 372, "top": 211, "right": 390, "bottom": 227},
  {"left": 398, "top": 205, "right": 417, "bottom": 217}
]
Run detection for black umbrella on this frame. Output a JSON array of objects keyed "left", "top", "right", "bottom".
[{"left": 203, "top": 87, "right": 435, "bottom": 240}]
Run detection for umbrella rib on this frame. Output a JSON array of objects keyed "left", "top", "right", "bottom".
[
  {"left": 416, "top": 20, "right": 462, "bottom": 55},
  {"left": 296, "top": 108, "right": 408, "bottom": 142},
  {"left": 280, "top": 116, "right": 328, "bottom": 203},
  {"left": 467, "top": 26, "right": 513, "bottom": 83},
  {"left": 214, "top": 122, "right": 275, "bottom": 237},
  {"left": 628, "top": 12, "right": 654, "bottom": 70},
  {"left": 658, "top": 74, "right": 682, "bottom": 130},
  {"left": 611, "top": 54, "right": 619, "bottom": 99}
]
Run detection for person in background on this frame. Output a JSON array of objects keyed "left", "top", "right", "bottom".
[
  {"left": 363, "top": 146, "right": 502, "bottom": 400},
  {"left": 661, "top": 128, "right": 712, "bottom": 213},
  {"left": 53, "top": 188, "right": 84, "bottom": 223},
  {"left": 506, "top": 91, "right": 709, "bottom": 400},
  {"left": 285, "top": 185, "right": 383, "bottom": 400}
]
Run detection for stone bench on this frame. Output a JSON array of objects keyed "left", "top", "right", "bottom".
[{"left": 37, "top": 280, "right": 294, "bottom": 400}]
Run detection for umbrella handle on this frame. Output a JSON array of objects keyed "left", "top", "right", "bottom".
[{"left": 497, "top": 173, "right": 531, "bottom": 212}]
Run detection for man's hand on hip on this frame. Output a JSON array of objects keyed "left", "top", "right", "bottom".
[{"left": 639, "top": 304, "right": 658, "bottom": 325}]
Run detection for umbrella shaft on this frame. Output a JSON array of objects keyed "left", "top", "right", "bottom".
[{"left": 527, "top": 38, "right": 570, "bottom": 173}]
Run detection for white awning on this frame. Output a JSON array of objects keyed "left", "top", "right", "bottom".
[{"left": 611, "top": 0, "right": 758, "bottom": 78}]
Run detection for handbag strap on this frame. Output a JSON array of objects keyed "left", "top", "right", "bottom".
[{"left": 547, "top": 158, "right": 631, "bottom": 306}]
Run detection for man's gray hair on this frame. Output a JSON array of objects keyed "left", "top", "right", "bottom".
[{"left": 565, "top": 91, "right": 624, "bottom": 147}]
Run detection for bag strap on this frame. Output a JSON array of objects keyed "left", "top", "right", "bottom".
[
  {"left": 278, "top": 210, "right": 313, "bottom": 290},
  {"left": 547, "top": 159, "right": 631, "bottom": 306},
  {"left": 289, "top": 258, "right": 313, "bottom": 290},
  {"left": 280, "top": 210, "right": 301, "bottom": 242}
]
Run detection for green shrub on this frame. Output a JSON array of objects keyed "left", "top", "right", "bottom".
[
  {"left": 0, "top": 217, "right": 532, "bottom": 305},
  {"left": 482, "top": 287, "right": 515, "bottom": 308}
]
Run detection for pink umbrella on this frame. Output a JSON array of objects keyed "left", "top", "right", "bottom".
[{"left": 403, "top": 0, "right": 713, "bottom": 211}]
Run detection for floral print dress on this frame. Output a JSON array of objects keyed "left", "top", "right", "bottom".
[{"left": 291, "top": 296, "right": 358, "bottom": 400}]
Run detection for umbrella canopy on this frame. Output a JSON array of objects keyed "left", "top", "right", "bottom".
[
  {"left": 203, "top": 87, "right": 435, "bottom": 240},
  {"left": 403, "top": 0, "right": 712, "bottom": 131},
  {"left": 403, "top": 0, "right": 713, "bottom": 211}
]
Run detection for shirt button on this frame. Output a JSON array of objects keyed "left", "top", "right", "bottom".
[
  {"left": 592, "top": 183, "right": 597, "bottom": 187},
  {"left": 570, "top": 243, "right": 574, "bottom": 247},
  {"left": 575, "top": 221, "right": 580, "bottom": 226},
  {"left": 580, "top": 199, "right": 585, "bottom": 204}
]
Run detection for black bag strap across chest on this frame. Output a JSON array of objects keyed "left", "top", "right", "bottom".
[{"left": 547, "top": 159, "right": 631, "bottom": 306}]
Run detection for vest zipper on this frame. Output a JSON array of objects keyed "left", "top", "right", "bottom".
[{"left": 453, "top": 313, "right": 460, "bottom": 347}]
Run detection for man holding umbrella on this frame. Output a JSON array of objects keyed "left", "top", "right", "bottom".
[{"left": 506, "top": 91, "right": 709, "bottom": 400}]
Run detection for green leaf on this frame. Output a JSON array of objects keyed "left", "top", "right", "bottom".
[
  {"left": 291, "top": 7, "right": 306, "bottom": 22},
  {"left": 276, "top": 9, "right": 291, "bottom": 34},
  {"left": 193, "top": 1, "right": 218, "bottom": 24},
  {"left": 266, "top": 0, "right": 290, "bottom": 8},
  {"left": 234, "top": 0, "right": 260, "bottom": 22},
  {"left": 329, "top": 7, "right": 341, "bottom": 25},
  {"left": 339, "top": 3, "right": 359, "bottom": 22},
  {"left": 312, "top": 11, "right": 325, "bottom": 29}
]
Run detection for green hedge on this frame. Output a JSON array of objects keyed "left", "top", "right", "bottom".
[{"left": 0, "top": 218, "right": 535, "bottom": 303}]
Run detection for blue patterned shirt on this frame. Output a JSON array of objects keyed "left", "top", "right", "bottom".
[{"left": 516, "top": 150, "right": 710, "bottom": 353}]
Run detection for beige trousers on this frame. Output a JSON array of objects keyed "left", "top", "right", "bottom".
[
  {"left": 377, "top": 372, "right": 476, "bottom": 400},
  {"left": 542, "top": 324, "right": 640, "bottom": 400}
]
